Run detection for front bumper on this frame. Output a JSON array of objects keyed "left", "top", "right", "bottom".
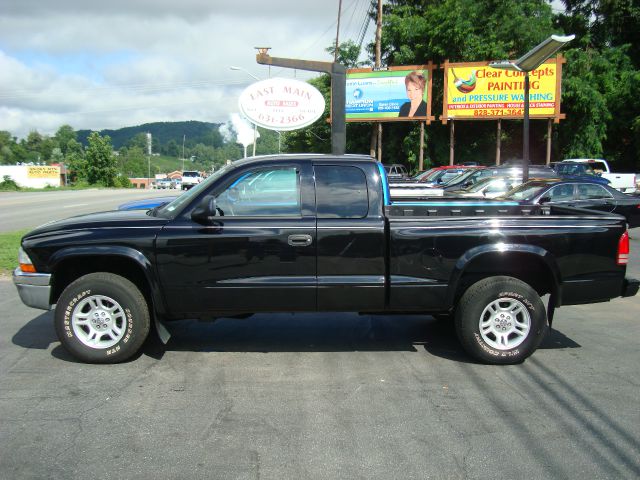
[
  {"left": 12, "top": 268, "right": 52, "bottom": 310},
  {"left": 622, "top": 278, "right": 639, "bottom": 298}
]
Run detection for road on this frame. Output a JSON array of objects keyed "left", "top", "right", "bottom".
[
  {"left": 0, "top": 194, "right": 639, "bottom": 478},
  {"left": 0, "top": 188, "right": 180, "bottom": 233}
]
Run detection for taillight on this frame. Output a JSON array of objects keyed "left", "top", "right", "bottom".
[{"left": 617, "top": 231, "right": 630, "bottom": 265}]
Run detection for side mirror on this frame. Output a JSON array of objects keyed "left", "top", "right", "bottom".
[
  {"left": 191, "top": 195, "right": 217, "bottom": 224},
  {"left": 539, "top": 196, "right": 551, "bottom": 204}
]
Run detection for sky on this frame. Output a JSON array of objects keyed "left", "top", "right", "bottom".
[{"left": 0, "top": 0, "right": 375, "bottom": 139}]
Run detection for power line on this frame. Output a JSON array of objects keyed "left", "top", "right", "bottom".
[
  {"left": 356, "top": 0, "right": 376, "bottom": 56},
  {"left": 0, "top": 78, "right": 249, "bottom": 101}
]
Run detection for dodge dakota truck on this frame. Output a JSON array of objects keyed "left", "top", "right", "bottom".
[{"left": 13, "top": 155, "right": 638, "bottom": 364}]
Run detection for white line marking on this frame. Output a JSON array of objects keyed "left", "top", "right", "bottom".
[{"left": 62, "top": 204, "right": 89, "bottom": 208}]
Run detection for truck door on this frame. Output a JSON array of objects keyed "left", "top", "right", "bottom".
[
  {"left": 155, "top": 162, "right": 317, "bottom": 315},
  {"left": 314, "top": 164, "right": 386, "bottom": 311}
]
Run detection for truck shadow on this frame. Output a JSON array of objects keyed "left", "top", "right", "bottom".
[
  {"left": 11, "top": 311, "right": 580, "bottom": 363},
  {"left": 143, "top": 313, "right": 581, "bottom": 362}
]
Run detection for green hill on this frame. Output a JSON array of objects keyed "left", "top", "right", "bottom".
[{"left": 76, "top": 120, "right": 222, "bottom": 151}]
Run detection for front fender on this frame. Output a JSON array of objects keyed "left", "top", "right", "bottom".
[{"left": 49, "top": 245, "right": 165, "bottom": 315}]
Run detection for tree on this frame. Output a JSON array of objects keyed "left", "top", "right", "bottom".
[
  {"left": 166, "top": 139, "right": 180, "bottom": 157},
  {"left": 65, "top": 139, "right": 87, "bottom": 183},
  {"left": 555, "top": 0, "right": 640, "bottom": 167},
  {"left": 54, "top": 125, "right": 77, "bottom": 157},
  {"left": 119, "top": 146, "right": 148, "bottom": 177},
  {"left": 326, "top": 39, "right": 366, "bottom": 68},
  {"left": 85, "top": 132, "right": 117, "bottom": 186},
  {"left": 0, "top": 131, "right": 15, "bottom": 165}
]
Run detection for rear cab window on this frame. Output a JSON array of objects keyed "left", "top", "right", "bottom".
[{"left": 314, "top": 165, "right": 369, "bottom": 218}]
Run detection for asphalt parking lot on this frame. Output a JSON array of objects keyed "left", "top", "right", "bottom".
[{"left": 0, "top": 231, "right": 638, "bottom": 479}]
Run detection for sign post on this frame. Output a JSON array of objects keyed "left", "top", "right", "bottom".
[
  {"left": 488, "top": 34, "right": 574, "bottom": 181},
  {"left": 256, "top": 51, "right": 346, "bottom": 155}
]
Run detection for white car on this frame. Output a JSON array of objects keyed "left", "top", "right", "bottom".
[{"left": 181, "top": 170, "right": 202, "bottom": 190}]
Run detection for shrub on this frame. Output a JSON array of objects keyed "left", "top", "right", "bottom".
[{"left": 0, "top": 175, "right": 20, "bottom": 191}]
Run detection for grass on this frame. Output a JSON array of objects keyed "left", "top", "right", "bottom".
[{"left": 0, "top": 229, "right": 29, "bottom": 275}]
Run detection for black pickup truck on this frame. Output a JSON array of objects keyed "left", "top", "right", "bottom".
[{"left": 13, "top": 155, "right": 638, "bottom": 364}]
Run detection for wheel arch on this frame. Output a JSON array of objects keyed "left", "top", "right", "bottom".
[
  {"left": 49, "top": 246, "right": 164, "bottom": 318},
  {"left": 446, "top": 244, "right": 561, "bottom": 309}
]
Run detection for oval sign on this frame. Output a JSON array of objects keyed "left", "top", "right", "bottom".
[{"left": 238, "top": 77, "right": 326, "bottom": 131}]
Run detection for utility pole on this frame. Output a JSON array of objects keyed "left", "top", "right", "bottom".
[
  {"left": 182, "top": 134, "right": 185, "bottom": 173},
  {"left": 370, "top": 0, "right": 383, "bottom": 161},
  {"left": 146, "top": 132, "right": 152, "bottom": 189},
  {"left": 334, "top": 0, "right": 342, "bottom": 62}
]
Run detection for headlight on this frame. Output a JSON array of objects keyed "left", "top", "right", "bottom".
[{"left": 18, "top": 247, "right": 36, "bottom": 273}]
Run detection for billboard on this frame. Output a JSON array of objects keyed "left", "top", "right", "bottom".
[
  {"left": 442, "top": 56, "right": 565, "bottom": 122},
  {"left": 345, "top": 64, "right": 435, "bottom": 122},
  {"left": 27, "top": 166, "right": 60, "bottom": 179}
]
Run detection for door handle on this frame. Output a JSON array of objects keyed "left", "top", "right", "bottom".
[{"left": 288, "top": 234, "right": 313, "bottom": 247}]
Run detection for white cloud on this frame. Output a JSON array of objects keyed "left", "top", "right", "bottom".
[{"left": 0, "top": 0, "right": 374, "bottom": 138}]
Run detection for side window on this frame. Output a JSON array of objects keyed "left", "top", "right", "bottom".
[
  {"left": 577, "top": 184, "right": 612, "bottom": 200},
  {"left": 215, "top": 167, "right": 300, "bottom": 217},
  {"left": 315, "top": 165, "right": 369, "bottom": 219},
  {"left": 547, "top": 184, "right": 574, "bottom": 200}
]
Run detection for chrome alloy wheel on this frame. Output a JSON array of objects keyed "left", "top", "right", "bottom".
[
  {"left": 71, "top": 295, "right": 127, "bottom": 349},
  {"left": 479, "top": 297, "right": 531, "bottom": 350}
]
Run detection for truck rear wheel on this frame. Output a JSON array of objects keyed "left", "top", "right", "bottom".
[
  {"left": 455, "top": 276, "right": 547, "bottom": 364},
  {"left": 54, "top": 273, "right": 150, "bottom": 363}
]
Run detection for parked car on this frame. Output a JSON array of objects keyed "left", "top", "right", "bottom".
[
  {"left": 500, "top": 179, "right": 640, "bottom": 228},
  {"left": 549, "top": 162, "right": 611, "bottom": 185},
  {"left": 155, "top": 178, "right": 174, "bottom": 189},
  {"left": 383, "top": 164, "right": 409, "bottom": 180},
  {"left": 118, "top": 197, "right": 175, "bottom": 211},
  {"left": 445, "top": 176, "right": 528, "bottom": 198},
  {"left": 561, "top": 159, "right": 636, "bottom": 194},
  {"left": 182, "top": 170, "right": 203, "bottom": 190},
  {"left": 390, "top": 166, "right": 482, "bottom": 193},
  {"left": 13, "top": 155, "right": 638, "bottom": 365},
  {"left": 442, "top": 165, "right": 556, "bottom": 192}
]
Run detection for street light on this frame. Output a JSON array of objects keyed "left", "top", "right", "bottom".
[
  {"left": 230, "top": 66, "right": 260, "bottom": 156},
  {"left": 490, "top": 34, "right": 574, "bottom": 182}
]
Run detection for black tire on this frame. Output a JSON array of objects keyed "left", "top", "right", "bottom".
[
  {"left": 54, "top": 272, "right": 150, "bottom": 363},
  {"left": 455, "top": 276, "right": 547, "bottom": 365}
]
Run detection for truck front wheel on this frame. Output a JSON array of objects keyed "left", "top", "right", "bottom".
[
  {"left": 455, "top": 276, "right": 547, "bottom": 364},
  {"left": 54, "top": 273, "right": 150, "bottom": 363}
]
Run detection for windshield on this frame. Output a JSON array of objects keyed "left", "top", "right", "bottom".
[
  {"left": 443, "top": 169, "right": 474, "bottom": 186},
  {"left": 556, "top": 163, "right": 596, "bottom": 176},
  {"left": 463, "top": 177, "right": 497, "bottom": 192},
  {"left": 412, "top": 168, "right": 437, "bottom": 181},
  {"left": 155, "top": 165, "right": 232, "bottom": 217},
  {"left": 501, "top": 181, "right": 552, "bottom": 200}
]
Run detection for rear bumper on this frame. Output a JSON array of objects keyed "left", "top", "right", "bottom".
[
  {"left": 622, "top": 278, "right": 639, "bottom": 298},
  {"left": 12, "top": 268, "right": 52, "bottom": 310}
]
